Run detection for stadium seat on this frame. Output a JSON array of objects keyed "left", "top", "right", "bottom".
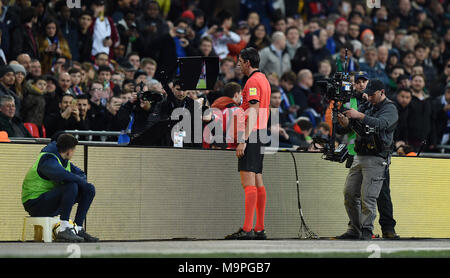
[
  {"left": 24, "top": 123, "right": 40, "bottom": 138},
  {"left": 41, "top": 125, "right": 46, "bottom": 138},
  {"left": 21, "top": 216, "right": 60, "bottom": 243}
]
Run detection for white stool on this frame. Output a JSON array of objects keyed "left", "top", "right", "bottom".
[{"left": 21, "top": 216, "right": 60, "bottom": 242}]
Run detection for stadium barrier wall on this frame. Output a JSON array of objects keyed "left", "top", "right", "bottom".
[{"left": 1, "top": 143, "right": 449, "bottom": 241}]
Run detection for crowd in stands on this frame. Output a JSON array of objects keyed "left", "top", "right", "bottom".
[{"left": 0, "top": 0, "right": 449, "bottom": 153}]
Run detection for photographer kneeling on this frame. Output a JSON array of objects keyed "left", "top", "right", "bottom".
[{"left": 336, "top": 79, "right": 398, "bottom": 240}]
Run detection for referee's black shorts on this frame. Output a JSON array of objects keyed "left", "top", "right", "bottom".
[{"left": 238, "top": 129, "right": 266, "bottom": 174}]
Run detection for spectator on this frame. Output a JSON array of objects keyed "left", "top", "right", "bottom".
[
  {"left": 153, "top": 18, "right": 197, "bottom": 79},
  {"left": 17, "top": 53, "right": 32, "bottom": 74},
  {"left": 96, "top": 65, "right": 113, "bottom": 98},
  {"left": 21, "top": 76, "right": 47, "bottom": 134},
  {"left": 246, "top": 11, "right": 260, "bottom": 30},
  {"left": 87, "top": 81, "right": 109, "bottom": 131},
  {"left": 239, "top": 0, "right": 275, "bottom": 34},
  {"left": 402, "top": 50, "right": 417, "bottom": 76},
  {"left": 227, "top": 21, "right": 250, "bottom": 63},
  {"left": 10, "top": 7, "right": 39, "bottom": 60},
  {"left": 134, "top": 69, "right": 148, "bottom": 86},
  {"left": 38, "top": 17, "right": 72, "bottom": 75},
  {"left": 360, "top": 28, "right": 375, "bottom": 51},
  {"left": 68, "top": 68, "right": 83, "bottom": 96},
  {"left": 75, "top": 94, "right": 92, "bottom": 131},
  {"left": 117, "top": 9, "right": 139, "bottom": 56},
  {"left": 110, "top": 0, "right": 132, "bottom": 23},
  {"left": 57, "top": 72, "right": 73, "bottom": 97},
  {"left": 397, "top": 0, "right": 415, "bottom": 29},
  {"left": 295, "top": 69, "right": 314, "bottom": 115},
  {"left": 259, "top": 31, "right": 291, "bottom": 77},
  {"left": 55, "top": 2, "right": 78, "bottom": 62},
  {"left": 210, "top": 82, "right": 242, "bottom": 149},
  {"left": 377, "top": 45, "right": 389, "bottom": 71},
  {"left": 93, "top": 52, "right": 111, "bottom": 71},
  {"left": 136, "top": 0, "right": 169, "bottom": 59},
  {"left": 324, "top": 19, "right": 336, "bottom": 55},
  {"left": 29, "top": 59, "right": 42, "bottom": 79},
  {"left": 111, "top": 71, "right": 125, "bottom": 89},
  {"left": 0, "top": 65, "right": 20, "bottom": 118},
  {"left": 197, "top": 36, "right": 217, "bottom": 58},
  {"left": 89, "top": 0, "right": 120, "bottom": 59},
  {"left": 317, "top": 59, "right": 333, "bottom": 79},
  {"left": 43, "top": 74, "right": 58, "bottom": 117},
  {"left": 76, "top": 10, "right": 93, "bottom": 63},
  {"left": 273, "top": 15, "right": 287, "bottom": 34},
  {"left": 334, "top": 42, "right": 358, "bottom": 73},
  {"left": 268, "top": 87, "right": 293, "bottom": 147},
  {"left": 105, "top": 95, "right": 122, "bottom": 130},
  {"left": 348, "top": 23, "right": 360, "bottom": 41},
  {"left": 332, "top": 17, "right": 349, "bottom": 53},
  {"left": 393, "top": 88, "right": 413, "bottom": 143},
  {"left": 218, "top": 57, "right": 237, "bottom": 84},
  {"left": 0, "top": 95, "right": 31, "bottom": 137},
  {"left": 202, "top": 10, "right": 240, "bottom": 60},
  {"left": 247, "top": 23, "right": 271, "bottom": 52},
  {"left": 44, "top": 93, "right": 88, "bottom": 138},
  {"left": 433, "top": 83, "right": 450, "bottom": 146},
  {"left": 407, "top": 74, "right": 433, "bottom": 150},
  {"left": 430, "top": 58, "right": 450, "bottom": 98},
  {"left": 360, "top": 46, "right": 390, "bottom": 85},
  {"left": 285, "top": 26, "right": 301, "bottom": 60},
  {"left": 51, "top": 56, "right": 69, "bottom": 75},
  {"left": 127, "top": 52, "right": 140, "bottom": 70},
  {"left": 120, "top": 61, "right": 136, "bottom": 81},
  {"left": 0, "top": 29, "right": 6, "bottom": 65},
  {"left": 10, "top": 63, "right": 26, "bottom": 100},
  {"left": 414, "top": 43, "right": 437, "bottom": 85},
  {"left": 386, "top": 65, "right": 406, "bottom": 98}
]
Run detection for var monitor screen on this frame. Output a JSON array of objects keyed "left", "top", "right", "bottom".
[{"left": 177, "top": 56, "right": 219, "bottom": 90}]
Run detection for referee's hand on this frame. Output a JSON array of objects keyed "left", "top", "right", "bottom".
[{"left": 236, "top": 143, "right": 247, "bottom": 159}]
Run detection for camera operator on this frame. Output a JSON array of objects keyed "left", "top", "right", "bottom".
[
  {"left": 335, "top": 79, "right": 398, "bottom": 240},
  {"left": 114, "top": 82, "right": 161, "bottom": 137},
  {"left": 337, "top": 72, "right": 400, "bottom": 239}
]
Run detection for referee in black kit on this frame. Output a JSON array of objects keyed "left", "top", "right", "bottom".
[{"left": 225, "top": 48, "right": 271, "bottom": 240}]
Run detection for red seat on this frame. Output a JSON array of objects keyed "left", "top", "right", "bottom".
[
  {"left": 24, "top": 123, "right": 40, "bottom": 138},
  {"left": 41, "top": 125, "right": 46, "bottom": 138}
]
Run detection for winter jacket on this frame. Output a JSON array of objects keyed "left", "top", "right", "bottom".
[
  {"left": 21, "top": 81, "right": 46, "bottom": 126},
  {"left": 259, "top": 45, "right": 291, "bottom": 77}
]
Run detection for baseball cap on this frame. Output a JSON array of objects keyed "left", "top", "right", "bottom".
[
  {"left": 354, "top": 71, "right": 369, "bottom": 81},
  {"left": 363, "top": 79, "right": 384, "bottom": 96}
]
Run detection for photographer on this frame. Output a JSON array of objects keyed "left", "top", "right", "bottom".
[
  {"left": 114, "top": 82, "right": 161, "bottom": 137},
  {"left": 336, "top": 79, "right": 398, "bottom": 240}
]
